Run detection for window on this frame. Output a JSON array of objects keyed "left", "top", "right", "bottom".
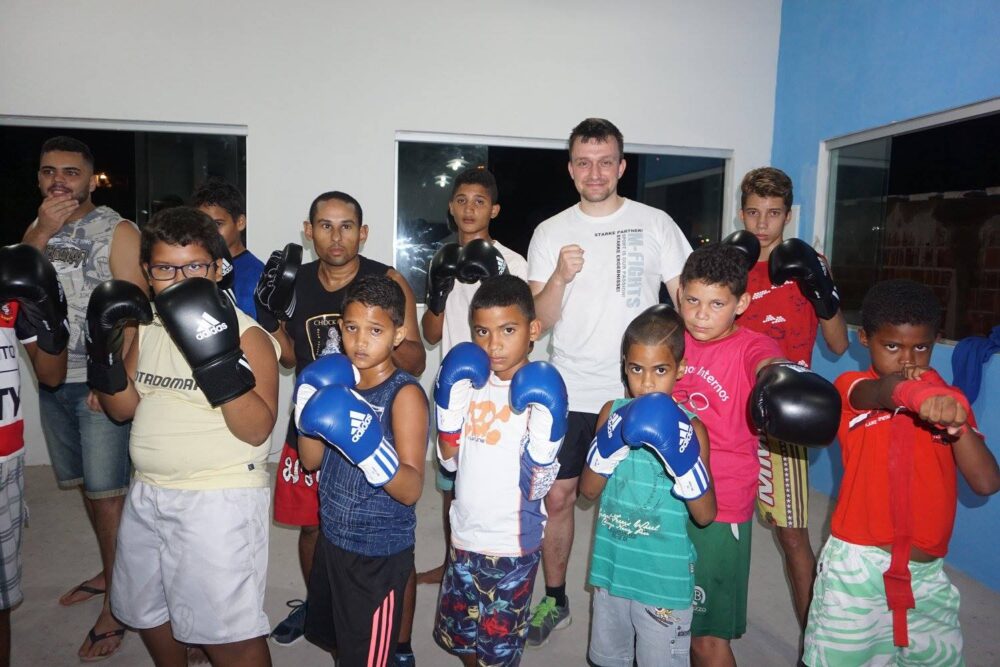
[
  {"left": 0, "top": 119, "right": 246, "bottom": 246},
  {"left": 823, "top": 103, "right": 1000, "bottom": 339},
  {"left": 395, "top": 134, "right": 729, "bottom": 302}
]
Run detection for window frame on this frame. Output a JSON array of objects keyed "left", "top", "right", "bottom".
[{"left": 393, "top": 130, "right": 735, "bottom": 279}]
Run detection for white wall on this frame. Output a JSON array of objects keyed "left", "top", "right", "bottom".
[{"left": 1, "top": 0, "right": 782, "bottom": 465}]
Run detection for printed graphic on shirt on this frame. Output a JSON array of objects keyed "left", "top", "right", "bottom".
[
  {"left": 598, "top": 227, "right": 645, "bottom": 307},
  {"left": 305, "top": 313, "right": 342, "bottom": 360},
  {"left": 676, "top": 364, "right": 733, "bottom": 410},
  {"left": 463, "top": 399, "right": 520, "bottom": 447}
]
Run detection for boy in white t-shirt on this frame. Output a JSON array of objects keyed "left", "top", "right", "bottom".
[
  {"left": 419, "top": 168, "right": 527, "bottom": 585},
  {"left": 432, "top": 275, "right": 567, "bottom": 666}
]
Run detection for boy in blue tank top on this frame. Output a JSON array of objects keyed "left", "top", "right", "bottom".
[
  {"left": 579, "top": 306, "right": 717, "bottom": 667},
  {"left": 293, "top": 274, "right": 428, "bottom": 666}
]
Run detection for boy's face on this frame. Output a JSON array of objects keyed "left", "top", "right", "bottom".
[
  {"left": 568, "top": 138, "right": 625, "bottom": 204},
  {"left": 304, "top": 199, "right": 367, "bottom": 268},
  {"left": 339, "top": 301, "right": 404, "bottom": 371},
  {"left": 144, "top": 240, "right": 218, "bottom": 296},
  {"left": 739, "top": 194, "right": 791, "bottom": 253},
  {"left": 38, "top": 150, "right": 96, "bottom": 204},
  {"left": 679, "top": 279, "right": 750, "bottom": 342},
  {"left": 471, "top": 305, "right": 541, "bottom": 381},
  {"left": 624, "top": 343, "right": 684, "bottom": 398},
  {"left": 859, "top": 322, "right": 936, "bottom": 377},
  {"left": 199, "top": 204, "right": 246, "bottom": 253},
  {"left": 449, "top": 184, "right": 499, "bottom": 237}
]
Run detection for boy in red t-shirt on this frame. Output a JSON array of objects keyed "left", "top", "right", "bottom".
[
  {"left": 804, "top": 279, "right": 1000, "bottom": 667},
  {"left": 674, "top": 244, "right": 841, "bottom": 666},
  {"left": 733, "top": 167, "right": 849, "bottom": 629}
]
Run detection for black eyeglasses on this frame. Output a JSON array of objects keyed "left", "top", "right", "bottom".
[{"left": 147, "top": 262, "right": 215, "bottom": 281}]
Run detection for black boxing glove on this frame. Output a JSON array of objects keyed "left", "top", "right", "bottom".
[
  {"left": 86, "top": 280, "right": 153, "bottom": 394},
  {"left": 218, "top": 244, "right": 237, "bottom": 305},
  {"left": 0, "top": 244, "right": 70, "bottom": 355},
  {"left": 457, "top": 239, "right": 508, "bottom": 284},
  {"left": 769, "top": 238, "right": 840, "bottom": 320},
  {"left": 254, "top": 243, "right": 302, "bottom": 332},
  {"left": 750, "top": 362, "right": 841, "bottom": 448},
  {"left": 426, "top": 243, "right": 462, "bottom": 315},
  {"left": 156, "top": 277, "right": 255, "bottom": 407},
  {"left": 721, "top": 230, "right": 761, "bottom": 272}
]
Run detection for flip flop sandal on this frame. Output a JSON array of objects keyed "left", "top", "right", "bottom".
[
  {"left": 59, "top": 582, "right": 107, "bottom": 607},
  {"left": 80, "top": 626, "right": 126, "bottom": 663}
]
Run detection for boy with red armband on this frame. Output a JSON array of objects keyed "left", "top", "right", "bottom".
[{"left": 803, "top": 279, "right": 1000, "bottom": 666}]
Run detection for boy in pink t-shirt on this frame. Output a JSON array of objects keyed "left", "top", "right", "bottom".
[{"left": 673, "top": 243, "right": 841, "bottom": 666}]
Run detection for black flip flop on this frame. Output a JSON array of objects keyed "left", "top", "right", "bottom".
[
  {"left": 59, "top": 582, "right": 107, "bottom": 607},
  {"left": 80, "top": 625, "right": 126, "bottom": 663}
]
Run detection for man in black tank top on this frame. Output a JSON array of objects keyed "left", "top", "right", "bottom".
[{"left": 267, "top": 191, "right": 425, "bottom": 651}]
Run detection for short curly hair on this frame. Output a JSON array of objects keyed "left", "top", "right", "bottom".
[
  {"left": 342, "top": 275, "right": 405, "bottom": 327},
  {"left": 861, "top": 279, "right": 942, "bottom": 335},
  {"left": 140, "top": 206, "right": 226, "bottom": 264},
  {"left": 679, "top": 243, "right": 749, "bottom": 296},
  {"left": 191, "top": 177, "right": 246, "bottom": 221}
]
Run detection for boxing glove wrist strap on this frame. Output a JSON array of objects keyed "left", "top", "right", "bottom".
[
  {"left": 670, "top": 458, "right": 710, "bottom": 501},
  {"left": 193, "top": 349, "right": 256, "bottom": 408},
  {"left": 87, "top": 358, "right": 128, "bottom": 395}
]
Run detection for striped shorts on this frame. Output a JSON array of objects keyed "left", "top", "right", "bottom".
[
  {"left": 756, "top": 435, "right": 809, "bottom": 528},
  {"left": 0, "top": 453, "right": 25, "bottom": 611},
  {"left": 804, "top": 537, "right": 964, "bottom": 666}
]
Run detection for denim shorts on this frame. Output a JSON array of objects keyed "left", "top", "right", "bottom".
[{"left": 39, "top": 382, "right": 131, "bottom": 498}]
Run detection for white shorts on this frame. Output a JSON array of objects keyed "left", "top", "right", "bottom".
[{"left": 111, "top": 480, "right": 271, "bottom": 644}]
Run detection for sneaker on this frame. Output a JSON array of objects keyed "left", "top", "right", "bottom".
[
  {"left": 270, "top": 599, "right": 307, "bottom": 646},
  {"left": 525, "top": 595, "right": 571, "bottom": 648},
  {"left": 393, "top": 652, "right": 416, "bottom": 666}
]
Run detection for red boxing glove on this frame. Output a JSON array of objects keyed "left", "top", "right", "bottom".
[{"left": 890, "top": 370, "right": 971, "bottom": 434}]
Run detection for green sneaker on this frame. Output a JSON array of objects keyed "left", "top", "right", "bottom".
[{"left": 525, "top": 595, "right": 571, "bottom": 648}]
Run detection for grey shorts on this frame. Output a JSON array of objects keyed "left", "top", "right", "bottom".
[
  {"left": 39, "top": 382, "right": 131, "bottom": 498},
  {"left": 0, "top": 454, "right": 26, "bottom": 611},
  {"left": 589, "top": 587, "right": 693, "bottom": 667}
]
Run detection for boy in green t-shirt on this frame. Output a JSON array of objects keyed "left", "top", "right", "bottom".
[{"left": 580, "top": 305, "right": 717, "bottom": 667}]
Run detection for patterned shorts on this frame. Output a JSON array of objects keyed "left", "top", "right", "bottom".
[
  {"left": 434, "top": 546, "right": 541, "bottom": 667},
  {"left": 756, "top": 434, "right": 809, "bottom": 528},
  {"left": 804, "top": 537, "right": 964, "bottom": 667},
  {"left": 0, "top": 454, "right": 25, "bottom": 611}
]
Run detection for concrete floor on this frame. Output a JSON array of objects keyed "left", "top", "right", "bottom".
[{"left": 13, "top": 464, "right": 1000, "bottom": 666}]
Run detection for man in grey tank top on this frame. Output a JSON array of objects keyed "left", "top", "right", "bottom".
[{"left": 22, "top": 136, "right": 146, "bottom": 662}]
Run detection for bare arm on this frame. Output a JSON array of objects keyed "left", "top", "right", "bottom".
[
  {"left": 381, "top": 384, "right": 428, "bottom": 505},
  {"left": 578, "top": 400, "right": 614, "bottom": 500},
  {"left": 23, "top": 341, "right": 67, "bottom": 387},
  {"left": 664, "top": 275, "right": 681, "bottom": 308},
  {"left": 388, "top": 269, "right": 426, "bottom": 376},
  {"left": 421, "top": 308, "right": 444, "bottom": 346},
  {"left": 819, "top": 312, "right": 849, "bottom": 355},
  {"left": 218, "top": 327, "right": 279, "bottom": 445},
  {"left": 109, "top": 221, "right": 146, "bottom": 359},
  {"left": 271, "top": 321, "right": 297, "bottom": 369},
  {"left": 298, "top": 435, "right": 326, "bottom": 472},
  {"left": 685, "top": 418, "right": 716, "bottom": 526}
]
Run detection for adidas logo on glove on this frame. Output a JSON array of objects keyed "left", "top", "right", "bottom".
[
  {"left": 195, "top": 312, "right": 228, "bottom": 340},
  {"left": 606, "top": 411, "right": 622, "bottom": 436},
  {"left": 677, "top": 421, "right": 693, "bottom": 452},
  {"left": 350, "top": 410, "right": 372, "bottom": 442}
]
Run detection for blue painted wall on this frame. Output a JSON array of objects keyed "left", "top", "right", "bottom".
[{"left": 772, "top": 1, "right": 1000, "bottom": 590}]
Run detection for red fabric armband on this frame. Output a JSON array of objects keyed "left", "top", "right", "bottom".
[{"left": 439, "top": 430, "right": 461, "bottom": 447}]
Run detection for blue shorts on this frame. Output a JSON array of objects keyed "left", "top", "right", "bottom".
[
  {"left": 434, "top": 546, "right": 541, "bottom": 666},
  {"left": 39, "top": 382, "right": 131, "bottom": 498},
  {"left": 436, "top": 462, "right": 456, "bottom": 492}
]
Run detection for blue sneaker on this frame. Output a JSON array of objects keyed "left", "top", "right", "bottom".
[
  {"left": 270, "top": 599, "right": 307, "bottom": 646},
  {"left": 393, "top": 651, "right": 416, "bottom": 666}
]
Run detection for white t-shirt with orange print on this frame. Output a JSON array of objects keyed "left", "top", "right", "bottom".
[{"left": 443, "top": 372, "right": 546, "bottom": 557}]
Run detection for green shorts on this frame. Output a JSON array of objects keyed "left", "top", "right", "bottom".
[
  {"left": 804, "top": 536, "right": 964, "bottom": 667},
  {"left": 687, "top": 519, "right": 752, "bottom": 640}
]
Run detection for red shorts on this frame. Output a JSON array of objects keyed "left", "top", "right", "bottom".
[{"left": 274, "top": 442, "right": 321, "bottom": 527}]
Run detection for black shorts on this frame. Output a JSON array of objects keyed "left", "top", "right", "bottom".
[
  {"left": 304, "top": 534, "right": 414, "bottom": 665},
  {"left": 555, "top": 411, "right": 599, "bottom": 480}
]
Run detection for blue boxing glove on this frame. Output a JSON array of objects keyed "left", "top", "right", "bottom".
[
  {"left": 585, "top": 404, "right": 632, "bottom": 478},
  {"left": 298, "top": 384, "right": 399, "bottom": 487},
  {"left": 511, "top": 362, "right": 568, "bottom": 499},
  {"left": 622, "top": 393, "right": 710, "bottom": 500},
  {"left": 294, "top": 354, "right": 360, "bottom": 430},
  {"left": 434, "top": 342, "right": 490, "bottom": 446}
]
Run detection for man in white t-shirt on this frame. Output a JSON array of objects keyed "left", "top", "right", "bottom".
[
  {"left": 418, "top": 167, "right": 528, "bottom": 585},
  {"left": 524, "top": 118, "right": 693, "bottom": 647}
]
